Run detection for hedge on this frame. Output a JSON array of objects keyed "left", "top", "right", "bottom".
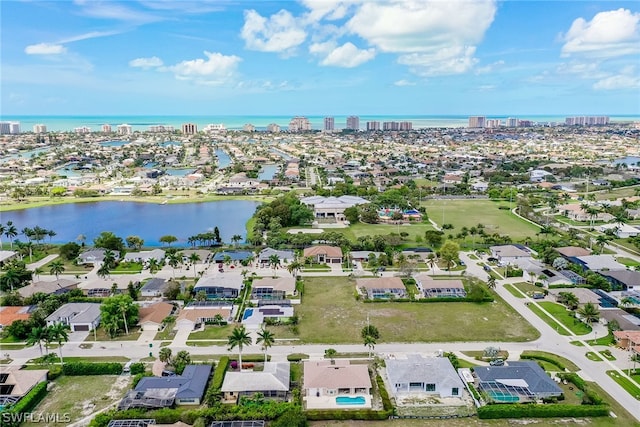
[
  {"left": 62, "top": 361, "right": 123, "bottom": 375},
  {"left": 557, "top": 373, "right": 603, "bottom": 405},
  {"left": 306, "top": 409, "right": 391, "bottom": 421},
  {"left": 520, "top": 354, "right": 566, "bottom": 371},
  {"left": 129, "top": 362, "right": 145, "bottom": 375},
  {"left": 477, "top": 404, "right": 609, "bottom": 419},
  {"left": 375, "top": 375, "right": 393, "bottom": 412},
  {"left": 211, "top": 357, "right": 229, "bottom": 390},
  {"left": 229, "top": 354, "right": 270, "bottom": 363},
  {"left": 287, "top": 353, "right": 309, "bottom": 362},
  {"left": 363, "top": 297, "right": 494, "bottom": 303},
  {"left": 2, "top": 381, "right": 49, "bottom": 427},
  {"left": 47, "top": 365, "right": 63, "bottom": 380}
]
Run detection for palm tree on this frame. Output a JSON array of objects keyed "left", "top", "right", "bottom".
[
  {"left": 558, "top": 291, "right": 579, "bottom": 310},
  {"left": 231, "top": 234, "right": 243, "bottom": 248},
  {"left": 268, "top": 254, "right": 281, "bottom": 277},
  {"left": 27, "top": 326, "right": 48, "bottom": 355},
  {"left": 189, "top": 253, "right": 201, "bottom": 279},
  {"left": 227, "top": 326, "right": 252, "bottom": 370},
  {"left": 487, "top": 276, "right": 496, "bottom": 290},
  {"left": 148, "top": 258, "right": 160, "bottom": 275},
  {"left": 256, "top": 328, "right": 275, "bottom": 362},
  {"left": 76, "top": 234, "right": 86, "bottom": 247},
  {"left": 5, "top": 222, "right": 17, "bottom": 250},
  {"left": 47, "top": 230, "right": 57, "bottom": 243},
  {"left": 159, "top": 347, "right": 173, "bottom": 364},
  {"left": 97, "top": 263, "right": 111, "bottom": 279},
  {"left": 577, "top": 302, "right": 600, "bottom": 327},
  {"left": 33, "top": 267, "right": 44, "bottom": 281},
  {"left": 620, "top": 297, "right": 635, "bottom": 307},
  {"left": 1, "top": 268, "right": 21, "bottom": 292},
  {"left": 103, "top": 249, "right": 116, "bottom": 269},
  {"left": 363, "top": 334, "right": 376, "bottom": 359},
  {"left": 49, "top": 261, "right": 65, "bottom": 280},
  {"left": 426, "top": 253, "right": 437, "bottom": 273},
  {"left": 0, "top": 223, "right": 5, "bottom": 248},
  {"left": 167, "top": 253, "right": 181, "bottom": 279},
  {"left": 47, "top": 323, "right": 70, "bottom": 364},
  {"left": 595, "top": 234, "right": 610, "bottom": 253},
  {"left": 119, "top": 300, "right": 130, "bottom": 335},
  {"left": 287, "top": 260, "right": 303, "bottom": 280}
]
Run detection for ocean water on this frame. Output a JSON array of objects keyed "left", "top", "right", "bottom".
[{"left": 2, "top": 115, "right": 638, "bottom": 132}]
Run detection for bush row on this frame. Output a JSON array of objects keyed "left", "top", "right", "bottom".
[
  {"left": 62, "top": 362, "right": 123, "bottom": 375},
  {"left": 7, "top": 381, "right": 48, "bottom": 414},
  {"left": 204, "top": 356, "right": 227, "bottom": 406},
  {"left": 306, "top": 409, "right": 391, "bottom": 421},
  {"left": 129, "top": 362, "right": 146, "bottom": 375},
  {"left": 557, "top": 373, "right": 603, "bottom": 405},
  {"left": 477, "top": 403, "right": 609, "bottom": 419},
  {"left": 375, "top": 375, "right": 393, "bottom": 412},
  {"left": 520, "top": 354, "right": 566, "bottom": 371},
  {"left": 230, "top": 354, "right": 270, "bottom": 363},
  {"left": 287, "top": 353, "right": 309, "bottom": 362},
  {"left": 363, "top": 297, "right": 494, "bottom": 303}
]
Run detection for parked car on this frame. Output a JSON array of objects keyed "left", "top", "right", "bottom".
[
  {"left": 489, "top": 358, "right": 504, "bottom": 366},
  {"left": 483, "top": 265, "right": 491, "bottom": 272}
]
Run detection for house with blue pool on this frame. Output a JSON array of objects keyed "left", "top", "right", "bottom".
[{"left": 303, "top": 360, "right": 372, "bottom": 409}]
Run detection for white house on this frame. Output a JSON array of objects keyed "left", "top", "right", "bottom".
[{"left": 45, "top": 303, "right": 101, "bottom": 332}]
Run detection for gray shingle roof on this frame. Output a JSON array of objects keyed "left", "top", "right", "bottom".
[
  {"left": 474, "top": 361, "right": 561, "bottom": 394},
  {"left": 386, "top": 354, "right": 464, "bottom": 391},
  {"left": 135, "top": 365, "right": 211, "bottom": 400}
]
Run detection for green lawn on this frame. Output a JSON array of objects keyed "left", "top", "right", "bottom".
[
  {"left": 421, "top": 199, "right": 540, "bottom": 239},
  {"left": 295, "top": 277, "right": 539, "bottom": 343},
  {"left": 22, "top": 375, "right": 131, "bottom": 427},
  {"left": 528, "top": 302, "right": 591, "bottom": 335},
  {"left": 617, "top": 257, "right": 640, "bottom": 268},
  {"left": 504, "top": 282, "right": 540, "bottom": 298},
  {"left": 189, "top": 325, "right": 234, "bottom": 340},
  {"left": 83, "top": 326, "right": 141, "bottom": 342},
  {"left": 606, "top": 370, "right": 640, "bottom": 400},
  {"left": 586, "top": 351, "right": 604, "bottom": 361},
  {"left": 322, "top": 221, "right": 436, "bottom": 246},
  {"left": 41, "top": 257, "right": 93, "bottom": 274},
  {"left": 112, "top": 261, "right": 143, "bottom": 273},
  {"left": 520, "top": 350, "right": 580, "bottom": 371}
]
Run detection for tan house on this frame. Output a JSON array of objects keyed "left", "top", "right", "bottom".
[
  {"left": 303, "top": 360, "right": 372, "bottom": 409},
  {"left": 176, "top": 307, "right": 232, "bottom": 330},
  {"left": 356, "top": 277, "right": 407, "bottom": 299},
  {"left": 251, "top": 277, "right": 296, "bottom": 301},
  {"left": 138, "top": 302, "right": 174, "bottom": 331},
  {"left": 414, "top": 274, "right": 466, "bottom": 298},
  {"left": 613, "top": 330, "right": 640, "bottom": 350},
  {"left": 0, "top": 367, "right": 49, "bottom": 406},
  {"left": 303, "top": 245, "right": 343, "bottom": 264}
]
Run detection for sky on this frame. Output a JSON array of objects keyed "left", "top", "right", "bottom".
[{"left": 1, "top": 0, "right": 639, "bottom": 116}]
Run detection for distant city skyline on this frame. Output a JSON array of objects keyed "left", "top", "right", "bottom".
[{"left": 2, "top": 0, "right": 639, "bottom": 116}]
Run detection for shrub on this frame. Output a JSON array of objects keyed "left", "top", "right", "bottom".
[
  {"left": 306, "top": 409, "right": 390, "bottom": 420},
  {"left": 375, "top": 375, "right": 393, "bottom": 412},
  {"left": 270, "top": 409, "right": 308, "bottom": 427},
  {"left": 62, "top": 361, "right": 123, "bottom": 375},
  {"left": 477, "top": 403, "right": 609, "bottom": 419},
  {"left": 129, "top": 362, "right": 145, "bottom": 375},
  {"left": 287, "top": 353, "right": 309, "bottom": 362},
  {"left": 47, "top": 365, "right": 63, "bottom": 380},
  {"left": 521, "top": 354, "right": 566, "bottom": 371},
  {"left": 205, "top": 357, "right": 228, "bottom": 406}
]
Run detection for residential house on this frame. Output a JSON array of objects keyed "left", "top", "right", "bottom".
[
  {"left": 138, "top": 302, "right": 174, "bottom": 331},
  {"left": 356, "top": 277, "right": 407, "bottom": 299},
  {"left": 613, "top": 330, "right": 640, "bottom": 350},
  {"left": 303, "top": 245, "right": 343, "bottom": 264},
  {"left": 474, "top": 361, "right": 562, "bottom": 403},
  {"left": 0, "top": 306, "right": 34, "bottom": 330},
  {"left": 548, "top": 288, "right": 602, "bottom": 306},
  {"left": 350, "top": 251, "right": 383, "bottom": 263},
  {"left": 597, "top": 223, "right": 640, "bottom": 239},
  {"left": 213, "top": 251, "right": 254, "bottom": 265},
  {"left": 558, "top": 204, "right": 614, "bottom": 223},
  {"left": 0, "top": 367, "right": 49, "bottom": 408},
  {"left": 0, "top": 250, "right": 17, "bottom": 266},
  {"left": 45, "top": 303, "right": 101, "bottom": 332},
  {"left": 119, "top": 365, "right": 212, "bottom": 409},
  {"left": 385, "top": 354, "right": 465, "bottom": 399},
  {"left": 541, "top": 269, "right": 585, "bottom": 287},
  {"left": 555, "top": 246, "right": 591, "bottom": 261},
  {"left": 140, "top": 278, "right": 170, "bottom": 297},
  {"left": 251, "top": 277, "right": 296, "bottom": 301},
  {"left": 303, "top": 360, "right": 372, "bottom": 409},
  {"left": 176, "top": 301, "right": 233, "bottom": 330},
  {"left": 123, "top": 249, "right": 166, "bottom": 264},
  {"left": 300, "top": 195, "right": 369, "bottom": 221},
  {"left": 600, "top": 270, "right": 640, "bottom": 291},
  {"left": 241, "top": 304, "right": 294, "bottom": 326},
  {"left": 489, "top": 245, "right": 532, "bottom": 265},
  {"left": 17, "top": 278, "right": 79, "bottom": 298},
  {"left": 77, "top": 249, "right": 120, "bottom": 265},
  {"left": 414, "top": 274, "right": 466, "bottom": 298},
  {"left": 257, "top": 248, "right": 295, "bottom": 265},
  {"left": 600, "top": 308, "right": 640, "bottom": 331},
  {"left": 572, "top": 255, "right": 626, "bottom": 272},
  {"left": 80, "top": 277, "right": 140, "bottom": 297},
  {"left": 193, "top": 275, "right": 243, "bottom": 299},
  {"left": 221, "top": 362, "right": 290, "bottom": 403}
]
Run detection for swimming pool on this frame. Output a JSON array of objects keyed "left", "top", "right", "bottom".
[
  {"left": 242, "top": 309, "right": 253, "bottom": 320},
  {"left": 487, "top": 391, "right": 519, "bottom": 402},
  {"left": 336, "top": 396, "right": 366, "bottom": 405}
]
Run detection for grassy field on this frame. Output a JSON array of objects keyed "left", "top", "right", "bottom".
[
  {"left": 528, "top": 302, "right": 591, "bottom": 335},
  {"left": 421, "top": 199, "right": 540, "bottom": 239},
  {"left": 504, "top": 282, "right": 540, "bottom": 298},
  {"left": 607, "top": 369, "right": 640, "bottom": 401},
  {"left": 295, "top": 277, "right": 539, "bottom": 343},
  {"left": 84, "top": 326, "right": 142, "bottom": 342},
  {"left": 22, "top": 375, "right": 131, "bottom": 427}
]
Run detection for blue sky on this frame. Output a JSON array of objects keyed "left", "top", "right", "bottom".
[{"left": 2, "top": 0, "right": 639, "bottom": 116}]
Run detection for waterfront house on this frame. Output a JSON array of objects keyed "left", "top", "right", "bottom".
[
  {"left": 221, "top": 362, "right": 290, "bottom": 403},
  {"left": 251, "top": 277, "right": 296, "bottom": 301},
  {"left": 356, "top": 277, "right": 407, "bottom": 299},
  {"left": 385, "top": 354, "right": 465, "bottom": 399},
  {"left": 572, "top": 255, "right": 626, "bottom": 272},
  {"left": 300, "top": 195, "right": 368, "bottom": 222},
  {"left": 303, "top": 360, "right": 372, "bottom": 409},
  {"left": 489, "top": 245, "right": 532, "bottom": 266},
  {"left": 45, "top": 302, "right": 101, "bottom": 332},
  {"left": 123, "top": 249, "right": 166, "bottom": 265},
  {"left": 213, "top": 251, "right": 254, "bottom": 265},
  {"left": 77, "top": 249, "right": 120, "bottom": 265},
  {"left": 303, "top": 245, "right": 343, "bottom": 264},
  {"left": 600, "top": 270, "right": 640, "bottom": 291},
  {"left": 474, "top": 361, "right": 562, "bottom": 403},
  {"left": 257, "top": 248, "right": 295, "bottom": 265},
  {"left": 413, "top": 274, "right": 466, "bottom": 298}
]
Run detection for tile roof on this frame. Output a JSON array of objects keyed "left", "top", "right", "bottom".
[{"left": 303, "top": 360, "right": 371, "bottom": 390}]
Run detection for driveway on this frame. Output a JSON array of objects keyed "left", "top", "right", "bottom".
[{"left": 137, "top": 329, "right": 157, "bottom": 344}]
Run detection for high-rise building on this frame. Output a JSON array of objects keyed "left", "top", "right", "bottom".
[
  {"left": 323, "top": 117, "right": 335, "bottom": 131},
  {"left": 266, "top": 123, "right": 280, "bottom": 133},
  {"left": 565, "top": 116, "right": 609, "bottom": 126},
  {"left": 181, "top": 123, "right": 197, "bottom": 135},
  {"left": 74, "top": 126, "right": 91, "bottom": 134},
  {"left": 101, "top": 124, "right": 112, "bottom": 133},
  {"left": 289, "top": 116, "right": 311, "bottom": 132},
  {"left": 117, "top": 124, "right": 133, "bottom": 135},
  {"left": 243, "top": 124, "right": 256, "bottom": 132},
  {"left": 468, "top": 116, "right": 486, "bottom": 128},
  {"left": 33, "top": 124, "right": 47, "bottom": 133},
  {"left": 485, "top": 119, "right": 501, "bottom": 128},
  {"left": 366, "top": 121, "right": 380, "bottom": 131},
  {"left": 346, "top": 116, "right": 360, "bottom": 130},
  {"left": 506, "top": 118, "right": 518, "bottom": 127},
  {"left": 0, "top": 122, "right": 12, "bottom": 134}
]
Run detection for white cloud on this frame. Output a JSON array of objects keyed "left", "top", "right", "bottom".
[
  {"left": 73, "top": 0, "right": 160, "bottom": 24},
  {"left": 593, "top": 72, "right": 640, "bottom": 90},
  {"left": 320, "top": 42, "right": 375, "bottom": 67},
  {"left": 476, "top": 60, "right": 505, "bottom": 75},
  {"left": 129, "top": 56, "right": 164, "bottom": 69},
  {"left": 344, "top": 0, "right": 496, "bottom": 75},
  {"left": 309, "top": 40, "right": 335, "bottom": 55},
  {"left": 561, "top": 8, "right": 640, "bottom": 58},
  {"left": 241, "top": 9, "right": 306, "bottom": 54},
  {"left": 393, "top": 79, "right": 415, "bottom": 86},
  {"left": 59, "top": 30, "right": 124, "bottom": 44},
  {"left": 167, "top": 51, "right": 241, "bottom": 84},
  {"left": 25, "top": 43, "right": 67, "bottom": 55},
  {"left": 555, "top": 61, "right": 609, "bottom": 79},
  {"left": 301, "top": 0, "right": 357, "bottom": 21},
  {"left": 398, "top": 46, "right": 478, "bottom": 76}
]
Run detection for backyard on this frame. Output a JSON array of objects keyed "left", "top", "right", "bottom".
[
  {"left": 22, "top": 375, "right": 131, "bottom": 427},
  {"left": 421, "top": 199, "right": 540, "bottom": 240},
  {"left": 295, "top": 277, "right": 539, "bottom": 343}
]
